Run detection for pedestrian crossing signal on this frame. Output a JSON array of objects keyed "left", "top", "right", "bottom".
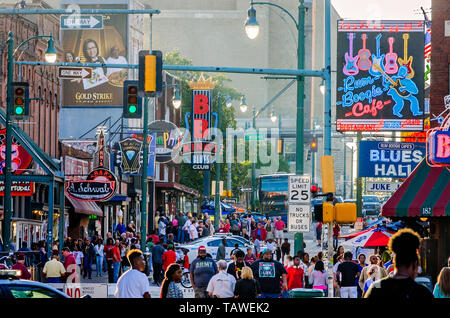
[
  {"left": 11, "top": 82, "right": 29, "bottom": 119},
  {"left": 123, "top": 80, "right": 142, "bottom": 118},
  {"left": 138, "top": 50, "right": 163, "bottom": 97}
]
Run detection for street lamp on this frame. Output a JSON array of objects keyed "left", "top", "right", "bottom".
[
  {"left": 240, "top": 96, "right": 248, "bottom": 113},
  {"left": 244, "top": 5, "right": 260, "bottom": 40},
  {"left": 172, "top": 88, "right": 181, "bottom": 109},
  {"left": 243, "top": 0, "right": 307, "bottom": 254},
  {"left": 225, "top": 95, "right": 232, "bottom": 108},
  {"left": 44, "top": 37, "right": 57, "bottom": 63},
  {"left": 319, "top": 79, "right": 325, "bottom": 95},
  {"left": 270, "top": 111, "right": 277, "bottom": 123}
]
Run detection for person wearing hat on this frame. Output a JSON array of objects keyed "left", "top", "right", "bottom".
[
  {"left": 115, "top": 249, "right": 151, "bottom": 298},
  {"left": 162, "top": 244, "right": 177, "bottom": 272},
  {"left": 12, "top": 254, "right": 31, "bottom": 280},
  {"left": 190, "top": 245, "right": 218, "bottom": 298},
  {"left": 43, "top": 250, "right": 66, "bottom": 283},
  {"left": 250, "top": 248, "right": 287, "bottom": 298}
]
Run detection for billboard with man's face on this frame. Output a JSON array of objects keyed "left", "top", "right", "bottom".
[{"left": 61, "top": 3, "right": 128, "bottom": 107}]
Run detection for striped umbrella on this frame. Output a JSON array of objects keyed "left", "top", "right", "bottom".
[
  {"left": 341, "top": 228, "right": 396, "bottom": 248},
  {"left": 339, "top": 227, "right": 376, "bottom": 240}
]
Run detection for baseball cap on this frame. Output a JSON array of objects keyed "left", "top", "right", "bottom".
[{"left": 198, "top": 246, "right": 207, "bottom": 252}]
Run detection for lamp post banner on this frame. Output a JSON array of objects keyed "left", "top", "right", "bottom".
[
  {"left": 336, "top": 20, "right": 425, "bottom": 132},
  {"left": 61, "top": 3, "right": 128, "bottom": 107}
]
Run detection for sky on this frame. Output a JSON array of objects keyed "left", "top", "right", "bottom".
[{"left": 331, "top": 0, "right": 432, "bottom": 20}]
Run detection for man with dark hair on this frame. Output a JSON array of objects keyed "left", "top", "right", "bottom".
[
  {"left": 250, "top": 248, "right": 288, "bottom": 298},
  {"left": 281, "top": 238, "right": 291, "bottom": 264},
  {"left": 227, "top": 250, "right": 251, "bottom": 281},
  {"left": 216, "top": 238, "right": 227, "bottom": 261},
  {"left": 151, "top": 239, "right": 165, "bottom": 285},
  {"left": 62, "top": 247, "right": 78, "bottom": 283},
  {"left": 115, "top": 249, "right": 151, "bottom": 298},
  {"left": 337, "top": 251, "right": 360, "bottom": 298}
]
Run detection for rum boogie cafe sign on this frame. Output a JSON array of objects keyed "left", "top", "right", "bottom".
[{"left": 66, "top": 168, "right": 117, "bottom": 201}]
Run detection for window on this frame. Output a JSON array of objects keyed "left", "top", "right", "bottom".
[
  {"left": 227, "top": 239, "right": 244, "bottom": 248},
  {"left": 206, "top": 239, "right": 222, "bottom": 247},
  {"left": 8, "top": 285, "right": 64, "bottom": 298}
]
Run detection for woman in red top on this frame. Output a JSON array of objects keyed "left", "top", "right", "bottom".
[
  {"left": 162, "top": 244, "right": 177, "bottom": 272},
  {"left": 286, "top": 256, "right": 305, "bottom": 290},
  {"left": 182, "top": 250, "right": 189, "bottom": 269}
]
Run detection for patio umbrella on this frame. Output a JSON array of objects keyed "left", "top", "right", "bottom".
[
  {"left": 341, "top": 228, "right": 396, "bottom": 248},
  {"left": 339, "top": 227, "right": 376, "bottom": 240}
]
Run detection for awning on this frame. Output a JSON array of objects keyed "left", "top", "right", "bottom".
[
  {"left": 106, "top": 194, "right": 131, "bottom": 202},
  {"left": 66, "top": 194, "right": 103, "bottom": 217},
  {"left": 382, "top": 159, "right": 450, "bottom": 218},
  {"left": 155, "top": 182, "right": 200, "bottom": 197}
]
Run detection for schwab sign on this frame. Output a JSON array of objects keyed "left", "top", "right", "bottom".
[
  {"left": 66, "top": 168, "right": 117, "bottom": 201},
  {"left": 359, "top": 141, "right": 425, "bottom": 177}
]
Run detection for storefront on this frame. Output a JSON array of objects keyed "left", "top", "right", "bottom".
[
  {"left": 382, "top": 159, "right": 450, "bottom": 283},
  {"left": 66, "top": 195, "right": 103, "bottom": 240},
  {"left": 155, "top": 182, "right": 200, "bottom": 217}
]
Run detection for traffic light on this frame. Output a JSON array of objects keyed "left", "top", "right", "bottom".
[
  {"left": 335, "top": 203, "right": 357, "bottom": 223},
  {"left": 323, "top": 201, "right": 334, "bottom": 223},
  {"left": 310, "top": 137, "right": 318, "bottom": 152},
  {"left": 11, "top": 82, "right": 29, "bottom": 119},
  {"left": 123, "top": 80, "right": 142, "bottom": 118},
  {"left": 139, "top": 50, "right": 163, "bottom": 97},
  {"left": 313, "top": 203, "right": 323, "bottom": 222},
  {"left": 311, "top": 185, "right": 318, "bottom": 198},
  {"left": 321, "top": 156, "right": 336, "bottom": 193},
  {"left": 306, "top": 149, "right": 311, "bottom": 161}
]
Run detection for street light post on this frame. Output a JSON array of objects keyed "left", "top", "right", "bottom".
[
  {"left": 3, "top": 32, "right": 56, "bottom": 252},
  {"left": 245, "top": 0, "right": 307, "bottom": 254}
]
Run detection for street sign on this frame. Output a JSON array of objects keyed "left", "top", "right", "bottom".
[
  {"left": 366, "top": 182, "right": 401, "bottom": 192},
  {"left": 223, "top": 198, "right": 237, "bottom": 204},
  {"left": 58, "top": 67, "right": 92, "bottom": 79},
  {"left": 288, "top": 205, "right": 311, "bottom": 233},
  {"left": 60, "top": 15, "right": 103, "bottom": 29},
  {"left": 240, "top": 187, "right": 253, "bottom": 192},
  {"left": 288, "top": 175, "right": 311, "bottom": 204}
]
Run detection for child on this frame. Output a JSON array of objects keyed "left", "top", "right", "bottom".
[{"left": 182, "top": 249, "right": 189, "bottom": 270}]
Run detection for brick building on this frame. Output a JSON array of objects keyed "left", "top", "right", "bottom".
[
  {"left": 430, "top": 0, "right": 450, "bottom": 124},
  {"left": 0, "top": 0, "right": 63, "bottom": 249}
]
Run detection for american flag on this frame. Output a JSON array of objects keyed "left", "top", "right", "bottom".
[{"left": 424, "top": 19, "right": 431, "bottom": 60}]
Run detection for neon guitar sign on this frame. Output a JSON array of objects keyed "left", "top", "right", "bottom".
[
  {"left": 384, "top": 37, "right": 398, "bottom": 74},
  {"left": 357, "top": 34, "right": 371, "bottom": 71},
  {"left": 369, "top": 34, "right": 385, "bottom": 77},
  {"left": 398, "top": 33, "right": 414, "bottom": 78},
  {"left": 343, "top": 33, "right": 359, "bottom": 76}
]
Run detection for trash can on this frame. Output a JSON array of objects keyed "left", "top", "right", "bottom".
[{"left": 289, "top": 288, "right": 325, "bottom": 298}]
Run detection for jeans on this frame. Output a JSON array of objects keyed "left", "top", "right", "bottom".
[
  {"left": 153, "top": 262, "right": 163, "bottom": 284},
  {"left": 113, "top": 262, "right": 120, "bottom": 283},
  {"left": 46, "top": 277, "right": 62, "bottom": 283},
  {"left": 103, "top": 255, "right": 108, "bottom": 272},
  {"left": 107, "top": 259, "right": 114, "bottom": 283},
  {"left": 96, "top": 255, "right": 103, "bottom": 276},
  {"left": 333, "top": 236, "right": 339, "bottom": 251},
  {"left": 83, "top": 257, "right": 92, "bottom": 279},
  {"left": 340, "top": 286, "right": 358, "bottom": 298}
]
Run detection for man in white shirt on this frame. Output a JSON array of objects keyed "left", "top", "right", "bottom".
[
  {"left": 206, "top": 260, "right": 236, "bottom": 298},
  {"left": 106, "top": 46, "right": 128, "bottom": 76},
  {"left": 115, "top": 249, "right": 151, "bottom": 298}
]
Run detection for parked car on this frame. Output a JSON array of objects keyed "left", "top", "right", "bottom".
[
  {"left": 176, "top": 234, "right": 253, "bottom": 264},
  {"left": 362, "top": 195, "right": 382, "bottom": 217},
  {"left": 0, "top": 270, "right": 69, "bottom": 299}
]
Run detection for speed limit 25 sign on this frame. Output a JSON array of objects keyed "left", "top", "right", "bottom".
[{"left": 288, "top": 175, "right": 311, "bottom": 204}]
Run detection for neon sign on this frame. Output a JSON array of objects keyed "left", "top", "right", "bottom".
[
  {"left": 427, "top": 131, "right": 450, "bottom": 166},
  {"left": 337, "top": 20, "right": 425, "bottom": 132}
]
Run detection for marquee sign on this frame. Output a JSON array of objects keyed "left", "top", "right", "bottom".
[
  {"left": 0, "top": 129, "right": 34, "bottom": 196},
  {"left": 427, "top": 130, "right": 450, "bottom": 166},
  {"left": 359, "top": 141, "right": 425, "bottom": 178},
  {"left": 66, "top": 168, "right": 117, "bottom": 201},
  {"left": 184, "top": 74, "right": 218, "bottom": 170},
  {"left": 148, "top": 120, "right": 183, "bottom": 163},
  {"left": 336, "top": 21, "right": 425, "bottom": 131},
  {"left": 117, "top": 137, "right": 143, "bottom": 174}
]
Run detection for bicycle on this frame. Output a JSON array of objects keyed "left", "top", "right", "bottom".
[{"left": 180, "top": 267, "right": 192, "bottom": 289}]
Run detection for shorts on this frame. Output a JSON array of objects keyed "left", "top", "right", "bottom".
[
  {"left": 194, "top": 286, "right": 208, "bottom": 298},
  {"left": 275, "top": 229, "right": 283, "bottom": 239},
  {"left": 316, "top": 229, "right": 322, "bottom": 240}
]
